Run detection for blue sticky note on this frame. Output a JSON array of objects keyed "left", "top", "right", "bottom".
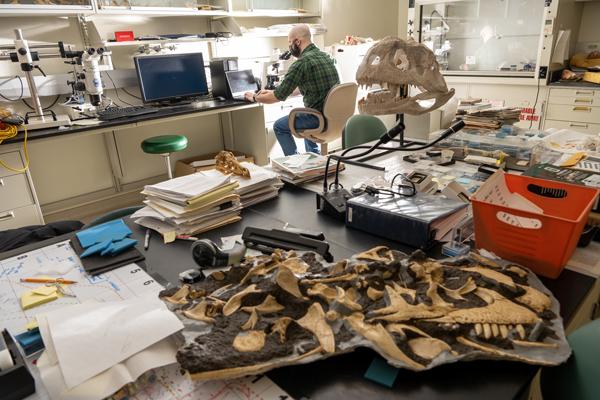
[
  {"left": 457, "top": 177, "right": 471, "bottom": 185},
  {"left": 364, "top": 357, "right": 399, "bottom": 388}
]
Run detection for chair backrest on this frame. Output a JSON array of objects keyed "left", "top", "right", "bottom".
[
  {"left": 317, "top": 83, "right": 358, "bottom": 143},
  {"left": 343, "top": 115, "right": 388, "bottom": 148},
  {"left": 83, "top": 206, "right": 143, "bottom": 229}
]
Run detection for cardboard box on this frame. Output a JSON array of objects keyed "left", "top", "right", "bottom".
[{"left": 174, "top": 151, "right": 254, "bottom": 177}]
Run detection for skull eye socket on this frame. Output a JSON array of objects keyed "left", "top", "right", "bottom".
[{"left": 371, "top": 56, "right": 381, "bottom": 66}]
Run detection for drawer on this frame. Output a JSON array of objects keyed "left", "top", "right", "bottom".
[
  {"left": 543, "top": 119, "right": 600, "bottom": 135},
  {"left": 0, "top": 151, "right": 24, "bottom": 178},
  {"left": 548, "top": 96, "right": 597, "bottom": 106},
  {"left": 0, "top": 174, "right": 34, "bottom": 211},
  {"left": 263, "top": 98, "right": 305, "bottom": 123},
  {"left": 0, "top": 204, "right": 41, "bottom": 231},
  {"left": 550, "top": 88, "right": 600, "bottom": 99},
  {"left": 545, "top": 104, "right": 600, "bottom": 124}
]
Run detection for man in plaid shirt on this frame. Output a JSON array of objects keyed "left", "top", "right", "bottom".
[{"left": 245, "top": 24, "right": 340, "bottom": 155}]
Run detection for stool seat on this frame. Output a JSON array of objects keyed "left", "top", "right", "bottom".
[{"left": 141, "top": 135, "right": 188, "bottom": 155}]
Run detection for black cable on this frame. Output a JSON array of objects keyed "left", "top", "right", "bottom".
[
  {"left": 121, "top": 87, "right": 141, "bottom": 100},
  {"left": 104, "top": 71, "right": 135, "bottom": 107},
  {"left": 529, "top": 71, "right": 542, "bottom": 129},
  {"left": 0, "top": 76, "right": 24, "bottom": 102},
  {"left": 22, "top": 95, "right": 61, "bottom": 111}
]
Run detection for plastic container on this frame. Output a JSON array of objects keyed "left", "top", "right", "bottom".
[{"left": 472, "top": 174, "right": 599, "bottom": 278}]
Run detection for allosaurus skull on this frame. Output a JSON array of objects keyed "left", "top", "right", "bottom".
[{"left": 356, "top": 37, "right": 455, "bottom": 115}]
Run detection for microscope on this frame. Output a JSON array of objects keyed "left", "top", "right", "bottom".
[{"left": 262, "top": 50, "right": 292, "bottom": 90}]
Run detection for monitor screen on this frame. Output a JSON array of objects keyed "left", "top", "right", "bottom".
[
  {"left": 134, "top": 52, "right": 208, "bottom": 103},
  {"left": 225, "top": 70, "right": 257, "bottom": 96}
]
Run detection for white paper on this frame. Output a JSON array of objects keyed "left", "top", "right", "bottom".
[
  {"left": 197, "top": 162, "right": 281, "bottom": 196},
  {"left": 551, "top": 30, "right": 571, "bottom": 64},
  {"left": 472, "top": 170, "right": 543, "bottom": 214},
  {"left": 41, "top": 297, "right": 183, "bottom": 389},
  {"left": 38, "top": 310, "right": 178, "bottom": 400},
  {"left": 143, "top": 174, "right": 232, "bottom": 202}
]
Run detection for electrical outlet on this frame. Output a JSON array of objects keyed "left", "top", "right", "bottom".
[{"left": 539, "top": 66, "right": 548, "bottom": 79}]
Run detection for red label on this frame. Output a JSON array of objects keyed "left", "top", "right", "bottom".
[{"left": 115, "top": 31, "right": 135, "bottom": 42}]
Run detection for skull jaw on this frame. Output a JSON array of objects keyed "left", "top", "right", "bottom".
[{"left": 358, "top": 89, "right": 455, "bottom": 116}]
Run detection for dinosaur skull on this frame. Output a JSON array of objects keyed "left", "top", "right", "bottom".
[{"left": 356, "top": 37, "right": 455, "bottom": 115}]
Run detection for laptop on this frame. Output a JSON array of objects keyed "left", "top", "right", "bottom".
[{"left": 225, "top": 69, "right": 259, "bottom": 101}]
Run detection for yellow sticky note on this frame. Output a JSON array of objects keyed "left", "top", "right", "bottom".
[
  {"left": 163, "top": 231, "right": 177, "bottom": 244},
  {"left": 21, "top": 287, "right": 59, "bottom": 310},
  {"left": 560, "top": 152, "right": 586, "bottom": 168},
  {"left": 32, "top": 286, "right": 58, "bottom": 296}
]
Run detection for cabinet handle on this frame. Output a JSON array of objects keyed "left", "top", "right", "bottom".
[
  {"left": 570, "top": 123, "right": 589, "bottom": 128},
  {"left": 281, "top": 105, "right": 294, "bottom": 110},
  {"left": 0, "top": 211, "right": 15, "bottom": 222},
  {"left": 575, "top": 91, "right": 593, "bottom": 95},
  {"left": 574, "top": 98, "right": 593, "bottom": 104},
  {"left": 573, "top": 106, "right": 592, "bottom": 112}
]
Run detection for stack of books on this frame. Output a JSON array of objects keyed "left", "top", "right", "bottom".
[
  {"left": 132, "top": 174, "right": 243, "bottom": 242},
  {"left": 461, "top": 107, "right": 521, "bottom": 129},
  {"left": 271, "top": 152, "right": 341, "bottom": 184},
  {"left": 132, "top": 162, "right": 282, "bottom": 242},
  {"left": 195, "top": 162, "right": 283, "bottom": 207}
]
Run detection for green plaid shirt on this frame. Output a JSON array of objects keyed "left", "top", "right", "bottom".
[{"left": 274, "top": 44, "right": 340, "bottom": 112}]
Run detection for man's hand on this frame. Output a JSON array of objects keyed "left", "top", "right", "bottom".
[{"left": 244, "top": 92, "right": 255, "bottom": 102}]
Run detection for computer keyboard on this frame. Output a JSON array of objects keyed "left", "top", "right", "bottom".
[{"left": 97, "top": 106, "right": 160, "bottom": 121}]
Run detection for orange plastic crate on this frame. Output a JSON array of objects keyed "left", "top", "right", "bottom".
[{"left": 472, "top": 174, "right": 599, "bottom": 278}]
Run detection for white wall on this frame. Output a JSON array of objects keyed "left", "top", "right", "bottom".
[{"left": 321, "top": 0, "right": 400, "bottom": 45}]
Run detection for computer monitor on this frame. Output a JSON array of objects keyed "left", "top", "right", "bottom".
[
  {"left": 225, "top": 70, "right": 258, "bottom": 100},
  {"left": 134, "top": 52, "right": 209, "bottom": 104}
]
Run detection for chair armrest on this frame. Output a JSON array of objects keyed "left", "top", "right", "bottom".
[{"left": 288, "top": 108, "right": 325, "bottom": 140}]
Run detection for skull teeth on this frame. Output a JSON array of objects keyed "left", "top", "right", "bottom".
[{"left": 472, "top": 323, "right": 525, "bottom": 340}]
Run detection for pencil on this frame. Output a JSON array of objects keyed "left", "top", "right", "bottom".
[{"left": 20, "top": 278, "right": 77, "bottom": 284}]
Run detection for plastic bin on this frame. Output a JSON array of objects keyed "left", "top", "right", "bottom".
[{"left": 472, "top": 174, "right": 599, "bottom": 278}]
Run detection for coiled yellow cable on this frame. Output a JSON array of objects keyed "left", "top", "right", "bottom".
[{"left": 0, "top": 123, "right": 29, "bottom": 173}]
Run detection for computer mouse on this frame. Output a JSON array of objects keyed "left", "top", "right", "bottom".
[{"left": 214, "top": 96, "right": 226, "bottom": 101}]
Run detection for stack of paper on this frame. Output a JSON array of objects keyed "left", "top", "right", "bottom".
[
  {"left": 461, "top": 107, "right": 521, "bottom": 129},
  {"left": 132, "top": 173, "right": 243, "bottom": 242},
  {"left": 195, "top": 162, "right": 283, "bottom": 207},
  {"left": 36, "top": 297, "right": 183, "bottom": 400},
  {"left": 271, "top": 152, "right": 341, "bottom": 184}
]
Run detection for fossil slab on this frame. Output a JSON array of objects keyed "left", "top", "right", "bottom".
[{"left": 160, "top": 248, "right": 570, "bottom": 380}]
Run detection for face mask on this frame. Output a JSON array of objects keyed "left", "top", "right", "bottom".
[{"left": 289, "top": 41, "right": 302, "bottom": 58}]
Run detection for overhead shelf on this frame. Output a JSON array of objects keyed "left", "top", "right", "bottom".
[
  {"left": 0, "top": 4, "right": 94, "bottom": 16},
  {"left": 96, "top": 7, "right": 229, "bottom": 17},
  {"left": 227, "top": 10, "right": 320, "bottom": 18},
  {"left": 102, "top": 37, "right": 216, "bottom": 47}
]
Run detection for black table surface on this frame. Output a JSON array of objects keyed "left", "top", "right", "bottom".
[
  {"left": 4, "top": 99, "right": 253, "bottom": 144},
  {"left": 0, "top": 185, "right": 594, "bottom": 400}
]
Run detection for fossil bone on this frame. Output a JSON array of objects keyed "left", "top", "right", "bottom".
[
  {"left": 515, "top": 284, "right": 552, "bottom": 313},
  {"left": 409, "top": 338, "right": 453, "bottom": 360},
  {"left": 232, "top": 330, "right": 266, "bottom": 352},
  {"left": 387, "top": 323, "right": 431, "bottom": 339},
  {"left": 371, "top": 285, "right": 449, "bottom": 322},
  {"left": 242, "top": 309, "right": 259, "bottom": 330},
  {"left": 507, "top": 265, "right": 528, "bottom": 278},
  {"left": 279, "top": 257, "right": 310, "bottom": 274},
  {"left": 215, "top": 150, "right": 250, "bottom": 178},
  {"left": 183, "top": 301, "right": 215, "bottom": 323},
  {"left": 241, "top": 295, "right": 285, "bottom": 314},
  {"left": 162, "top": 285, "right": 190, "bottom": 305},
  {"left": 461, "top": 267, "right": 516, "bottom": 289},
  {"left": 345, "top": 313, "right": 425, "bottom": 370},
  {"left": 270, "top": 317, "right": 293, "bottom": 344},
  {"left": 367, "top": 287, "right": 385, "bottom": 301},
  {"left": 356, "top": 37, "right": 454, "bottom": 115},
  {"left": 512, "top": 340, "right": 559, "bottom": 349},
  {"left": 301, "top": 273, "right": 358, "bottom": 285},
  {"left": 222, "top": 284, "right": 261, "bottom": 316},
  {"left": 307, "top": 283, "right": 338, "bottom": 302},
  {"left": 276, "top": 266, "right": 307, "bottom": 299},
  {"left": 457, "top": 337, "right": 556, "bottom": 366},
  {"left": 439, "top": 277, "right": 477, "bottom": 301},
  {"left": 297, "top": 303, "right": 336, "bottom": 353},
  {"left": 355, "top": 246, "right": 393, "bottom": 262}
]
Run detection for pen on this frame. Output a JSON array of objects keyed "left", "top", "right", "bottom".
[
  {"left": 176, "top": 235, "right": 199, "bottom": 241},
  {"left": 20, "top": 278, "right": 77, "bottom": 284},
  {"left": 144, "top": 229, "right": 151, "bottom": 250}
]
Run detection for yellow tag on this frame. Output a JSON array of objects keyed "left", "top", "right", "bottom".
[
  {"left": 560, "top": 152, "right": 586, "bottom": 167},
  {"left": 31, "top": 286, "right": 58, "bottom": 296}
]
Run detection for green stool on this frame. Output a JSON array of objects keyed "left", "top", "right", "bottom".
[
  {"left": 141, "top": 135, "right": 188, "bottom": 179},
  {"left": 343, "top": 115, "right": 388, "bottom": 148},
  {"left": 540, "top": 319, "right": 600, "bottom": 400}
]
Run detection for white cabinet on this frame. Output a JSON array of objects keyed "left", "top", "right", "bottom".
[
  {"left": 0, "top": 150, "right": 44, "bottom": 230},
  {"left": 543, "top": 87, "right": 600, "bottom": 134}
]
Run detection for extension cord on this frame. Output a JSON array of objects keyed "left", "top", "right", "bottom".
[{"left": 316, "top": 188, "right": 353, "bottom": 221}]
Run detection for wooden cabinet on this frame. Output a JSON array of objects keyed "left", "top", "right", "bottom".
[{"left": 0, "top": 150, "right": 44, "bottom": 229}]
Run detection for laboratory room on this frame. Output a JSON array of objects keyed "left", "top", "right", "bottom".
[{"left": 1, "top": 0, "right": 600, "bottom": 399}]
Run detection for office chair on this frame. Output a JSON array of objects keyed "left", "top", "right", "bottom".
[
  {"left": 141, "top": 135, "right": 188, "bottom": 179},
  {"left": 343, "top": 114, "right": 388, "bottom": 149},
  {"left": 540, "top": 319, "right": 600, "bottom": 400},
  {"left": 83, "top": 206, "right": 143, "bottom": 229},
  {"left": 288, "top": 83, "right": 358, "bottom": 155}
]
